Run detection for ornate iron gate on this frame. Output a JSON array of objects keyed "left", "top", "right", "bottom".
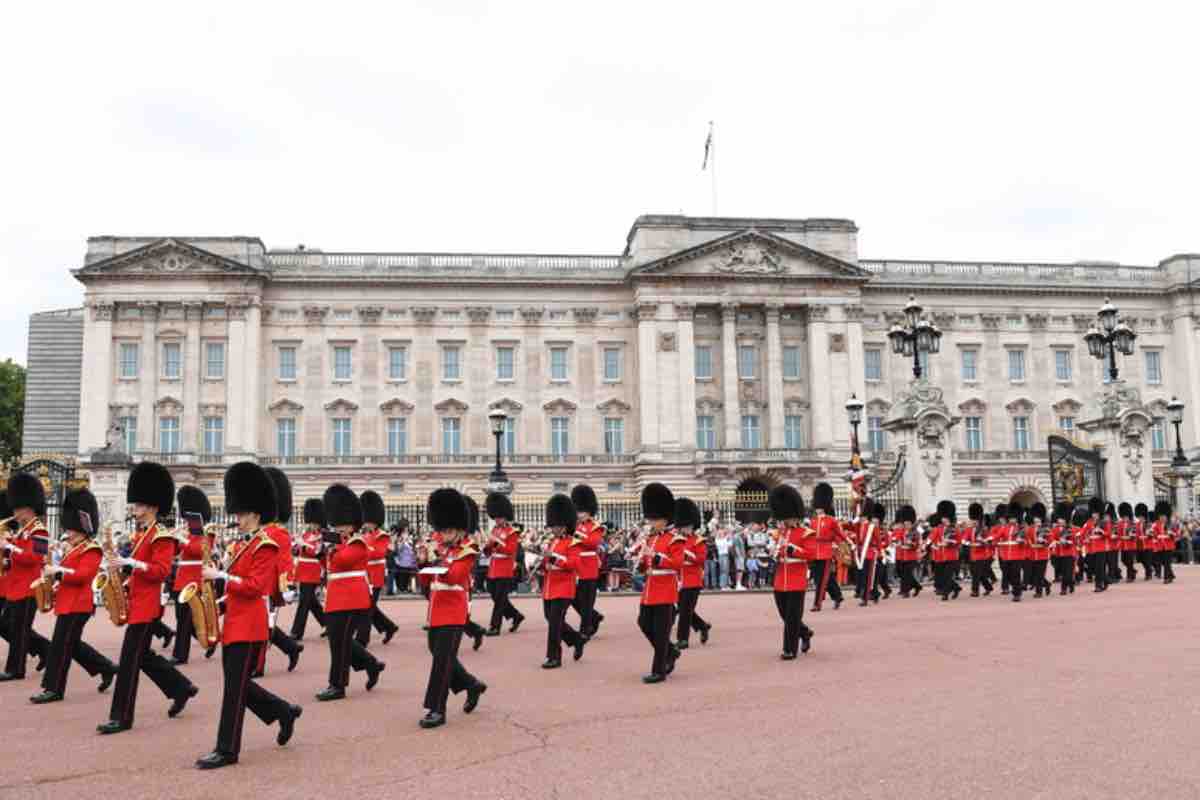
[
  {"left": 6, "top": 456, "right": 82, "bottom": 535},
  {"left": 1048, "top": 435, "right": 1104, "bottom": 508}
]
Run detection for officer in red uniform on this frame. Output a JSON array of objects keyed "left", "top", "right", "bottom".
[
  {"left": 674, "top": 497, "right": 712, "bottom": 650},
  {"left": 929, "top": 500, "right": 960, "bottom": 600},
  {"left": 29, "top": 488, "right": 117, "bottom": 703},
  {"left": 259, "top": 468, "right": 304, "bottom": 674},
  {"left": 852, "top": 501, "right": 888, "bottom": 606},
  {"left": 356, "top": 490, "right": 399, "bottom": 647},
  {"left": 1056, "top": 505, "right": 1084, "bottom": 594},
  {"left": 1047, "top": 504, "right": 1069, "bottom": 592},
  {"left": 994, "top": 504, "right": 1025, "bottom": 602},
  {"left": 1153, "top": 501, "right": 1177, "bottom": 583},
  {"left": 419, "top": 488, "right": 487, "bottom": 729},
  {"left": 315, "top": 484, "right": 385, "bottom": 702},
  {"left": 1025, "top": 503, "right": 1052, "bottom": 598},
  {"left": 194, "top": 462, "right": 301, "bottom": 770},
  {"left": 569, "top": 484, "right": 606, "bottom": 638},
  {"left": 1116, "top": 502, "right": 1137, "bottom": 582},
  {"left": 636, "top": 483, "right": 685, "bottom": 684},
  {"left": 768, "top": 485, "right": 813, "bottom": 658},
  {"left": 1084, "top": 497, "right": 1108, "bottom": 591},
  {"left": 808, "top": 482, "right": 846, "bottom": 611},
  {"left": 539, "top": 494, "right": 586, "bottom": 669},
  {"left": 0, "top": 473, "right": 53, "bottom": 682},
  {"left": 290, "top": 498, "right": 327, "bottom": 640},
  {"left": 892, "top": 505, "right": 921, "bottom": 597},
  {"left": 97, "top": 462, "right": 198, "bottom": 734},
  {"left": 483, "top": 492, "right": 525, "bottom": 635},
  {"left": 963, "top": 503, "right": 992, "bottom": 596},
  {"left": 168, "top": 485, "right": 213, "bottom": 665}
]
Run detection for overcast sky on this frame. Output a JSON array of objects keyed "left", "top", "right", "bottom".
[{"left": 2, "top": 1, "right": 1197, "bottom": 364}]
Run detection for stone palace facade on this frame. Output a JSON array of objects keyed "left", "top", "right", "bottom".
[{"left": 63, "top": 214, "right": 1200, "bottom": 510}]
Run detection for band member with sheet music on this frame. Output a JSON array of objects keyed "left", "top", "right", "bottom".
[
  {"left": 290, "top": 499, "right": 327, "bottom": 640},
  {"left": 636, "top": 483, "right": 685, "bottom": 683},
  {"left": 315, "top": 484, "right": 385, "bottom": 702},
  {"left": 258, "top": 467, "right": 305, "bottom": 674},
  {"left": 1024, "top": 504, "right": 1052, "bottom": 598},
  {"left": 569, "top": 484, "right": 605, "bottom": 638},
  {"left": 891, "top": 505, "right": 921, "bottom": 597},
  {"left": 419, "top": 488, "right": 487, "bottom": 729},
  {"left": 769, "top": 485, "right": 813, "bottom": 658},
  {"left": 356, "top": 490, "right": 399, "bottom": 647},
  {"left": 169, "top": 485, "right": 213, "bottom": 665},
  {"left": 807, "top": 483, "right": 846, "bottom": 612},
  {"left": 538, "top": 494, "right": 586, "bottom": 669},
  {"left": 98, "top": 462, "right": 198, "bottom": 734},
  {"left": 29, "top": 488, "right": 117, "bottom": 703},
  {"left": 483, "top": 492, "right": 525, "bottom": 636},
  {"left": 674, "top": 497, "right": 711, "bottom": 650},
  {"left": 0, "top": 474, "right": 52, "bottom": 682}
]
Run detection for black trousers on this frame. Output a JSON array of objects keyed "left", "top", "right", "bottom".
[
  {"left": 808, "top": 559, "right": 843, "bottom": 606},
  {"left": 488, "top": 578, "right": 519, "bottom": 630},
  {"left": 1106, "top": 551, "right": 1121, "bottom": 583},
  {"left": 108, "top": 621, "right": 195, "bottom": 727},
  {"left": 897, "top": 560, "right": 920, "bottom": 595},
  {"left": 1001, "top": 561, "right": 1023, "bottom": 598},
  {"left": 636, "top": 603, "right": 674, "bottom": 676},
  {"left": 150, "top": 617, "right": 174, "bottom": 643},
  {"left": 424, "top": 626, "right": 481, "bottom": 714},
  {"left": 543, "top": 598, "right": 583, "bottom": 661},
  {"left": 855, "top": 558, "right": 881, "bottom": 600},
  {"left": 970, "top": 560, "right": 994, "bottom": 594},
  {"left": 270, "top": 625, "right": 301, "bottom": 657},
  {"left": 325, "top": 610, "right": 379, "bottom": 689},
  {"left": 3, "top": 597, "right": 38, "bottom": 677},
  {"left": 216, "top": 642, "right": 291, "bottom": 758},
  {"left": 173, "top": 600, "right": 194, "bottom": 662},
  {"left": 933, "top": 561, "right": 959, "bottom": 595},
  {"left": 290, "top": 583, "right": 325, "bottom": 639},
  {"left": 41, "top": 613, "right": 115, "bottom": 696},
  {"left": 356, "top": 587, "right": 398, "bottom": 645},
  {"left": 773, "top": 590, "right": 812, "bottom": 655},
  {"left": 675, "top": 587, "right": 709, "bottom": 643},
  {"left": 1121, "top": 550, "right": 1137, "bottom": 580},
  {"left": 1089, "top": 553, "right": 1109, "bottom": 589},
  {"left": 571, "top": 579, "right": 603, "bottom": 635},
  {"left": 1054, "top": 556, "right": 1076, "bottom": 590},
  {"left": 1027, "top": 559, "right": 1049, "bottom": 593},
  {"left": 1159, "top": 550, "right": 1176, "bottom": 581}
]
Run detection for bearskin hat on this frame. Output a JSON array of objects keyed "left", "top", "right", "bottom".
[
  {"left": 641, "top": 483, "right": 675, "bottom": 522},
  {"left": 223, "top": 462, "right": 277, "bottom": 521},
  {"left": 870, "top": 501, "right": 887, "bottom": 521},
  {"left": 0, "top": 491, "right": 9, "bottom": 522},
  {"left": 1053, "top": 503, "right": 1071, "bottom": 522},
  {"left": 464, "top": 495, "right": 480, "bottom": 534},
  {"left": 927, "top": 512, "right": 941, "bottom": 527},
  {"left": 1088, "top": 496, "right": 1105, "bottom": 516},
  {"left": 177, "top": 485, "right": 212, "bottom": 524},
  {"left": 61, "top": 488, "right": 100, "bottom": 536},
  {"left": 126, "top": 461, "right": 175, "bottom": 515},
  {"left": 993, "top": 503, "right": 1008, "bottom": 522},
  {"left": 485, "top": 492, "right": 514, "bottom": 522},
  {"left": 673, "top": 498, "right": 702, "bottom": 531},
  {"left": 769, "top": 485, "right": 805, "bottom": 521},
  {"left": 546, "top": 494, "right": 576, "bottom": 529},
  {"left": 302, "top": 498, "right": 326, "bottom": 526},
  {"left": 570, "top": 484, "right": 599, "bottom": 517},
  {"left": 1154, "top": 500, "right": 1172, "bottom": 521},
  {"left": 1103, "top": 501, "right": 1116, "bottom": 520},
  {"left": 1029, "top": 502, "right": 1047, "bottom": 523},
  {"left": 428, "top": 488, "right": 467, "bottom": 532},
  {"left": 812, "top": 482, "right": 835, "bottom": 514},
  {"left": 1071, "top": 505, "right": 1091, "bottom": 527},
  {"left": 1134, "top": 502, "right": 1148, "bottom": 519},
  {"left": 264, "top": 468, "right": 293, "bottom": 524},
  {"left": 937, "top": 500, "right": 956, "bottom": 523},
  {"left": 361, "top": 490, "right": 386, "bottom": 528},
  {"left": 6, "top": 472, "right": 46, "bottom": 517},
  {"left": 323, "top": 484, "right": 362, "bottom": 528},
  {"left": 1118, "top": 502, "right": 1133, "bottom": 520},
  {"left": 896, "top": 505, "right": 916, "bottom": 524},
  {"left": 968, "top": 502, "right": 984, "bottom": 522}
]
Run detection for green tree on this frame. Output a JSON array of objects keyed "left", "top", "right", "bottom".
[{"left": 0, "top": 359, "right": 25, "bottom": 466}]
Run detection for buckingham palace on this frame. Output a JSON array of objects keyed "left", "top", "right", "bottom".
[{"left": 22, "top": 213, "right": 1200, "bottom": 511}]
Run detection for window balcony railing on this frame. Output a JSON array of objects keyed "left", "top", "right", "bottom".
[{"left": 257, "top": 452, "right": 636, "bottom": 467}]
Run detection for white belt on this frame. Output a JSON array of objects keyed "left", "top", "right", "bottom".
[
  {"left": 329, "top": 570, "right": 367, "bottom": 580},
  {"left": 579, "top": 551, "right": 598, "bottom": 557},
  {"left": 367, "top": 559, "right": 387, "bottom": 566},
  {"left": 177, "top": 560, "right": 203, "bottom": 566},
  {"left": 490, "top": 554, "right": 511, "bottom": 559},
  {"left": 781, "top": 558, "right": 807, "bottom": 564},
  {"left": 648, "top": 569, "right": 675, "bottom": 576},
  {"left": 298, "top": 557, "right": 321, "bottom": 565},
  {"left": 431, "top": 581, "right": 464, "bottom": 592}
]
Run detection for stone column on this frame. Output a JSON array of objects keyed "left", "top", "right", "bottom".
[
  {"left": 636, "top": 302, "right": 661, "bottom": 452},
  {"left": 226, "top": 302, "right": 247, "bottom": 453},
  {"left": 1170, "top": 311, "right": 1200, "bottom": 445},
  {"left": 720, "top": 303, "right": 741, "bottom": 449},
  {"left": 1079, "top": 383, "right": 1154, "bottom": 505},
  {"left": 844, "top": 304, "right": 867, "bottom": 421},
  {"left": 182, "top": 302, "right": 202, "bottom": 454},
  {"left": 806, "top": 304, "right": 833, "bottom": 450},
  {"left": 676, "top": 303, "right": 697, "bottom": 450},
  {"left": 881, "top": 379, "right": 959, "bottom": 515},
  {"left": 78, "top": 301, "right": 115, "bottom": 455},
  {"left": 765, "top": 303, "right": 785, "bottom": 448},
  {"left": 136, "top": 302, "right": 159, "bottom": 453},
  {"left": 242, "top": 300, "right": 263, "bottom": 456}
]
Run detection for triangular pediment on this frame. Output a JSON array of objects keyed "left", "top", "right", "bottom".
[
  {"left": 628, "top": 229, "right": 872, "bottom": 281},
  {"left": 74, "top": 238, "right": 266, "bottom": 280}
]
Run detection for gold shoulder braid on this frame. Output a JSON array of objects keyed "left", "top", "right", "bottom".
[
  {"left": 347, "top": 534, "right": 368, "bottom": 547},
  {"left": 151, "top": 523, "right": 176, "bottom": 543},
  {"left": 455, "top": 543, "right": 479, "bottom": 559},
  {"left": 254, "top": 531, "right": 280, "bottom": 551}
]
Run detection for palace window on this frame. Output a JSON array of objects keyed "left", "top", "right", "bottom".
[
  {"left": 388, "top": 347, "right": 407, "bottom": 381},
  {"left": 695, "top": 346, "right": 713, "bottom": 380},
  {"left": 550, "top": 417, "right": 570, "bottom": 456},
  {"left": 162, "top": 343, "right": 182, "bottom": 379},
  {"left": 1151, "top": 419, "right": 1166, "bottom": 450},
  {"left": 205, "top": 342, "right": 225, "bottom": 379},
  {"left": 696, "top": 415, "right": 716, "bottom": 449},
  {"left": 867, "top": 416, "right": 885, "bottom": 451},
  {"left": 120, "top": 416, "right": 137, "bottom": 454},
  {"left": 1007, "top": 349, "right": 1026, "bottom": 382},
  {"left": 961, "top": 349, "right": 977, "bottom": 381},
  {"left": 602, "top": 347, "right": 622, "bottom": 381},
  {"left": 443, "top": 346, "right": 462, "bottom": 381},
  {"left": 500, "top": 417, "right": 517, "bottom": 455},
  {"left": 604, "top": 418, "right": 624, "bottom": 454},
  {"left": 278, "top": 346, "right": 297, "bottom": 380},
  {"left": 119, "top": 343, "right": 139, "bottom": 379},
  {"left": 863, "top": 348, "right": 881, "bottom": 381},
  {"left": 783, "top": 346, "right": 803, "bottom": 379},
  {"left": 1058, "top": 416, "right": 1075, "bottom": 434},
  {"left": 740, "top": 415, "right": 761, "bottom": 449},
  {"left": 496, "top": 346, "right": 515, "bottom": 381},
  {"left": 332, "top": 418, "right": 352, "bottom": 456},
  {"left": 159, "top": 416, "right": 180, "bottom": 453},
  {"left": 964, "top": 417, "right": 983, "bottom": 451},
  {"left": 333, "top": 346, "right": 352, "bottom": 381},
  {"left": 276, "top": 418, "right": 296, "bottom": 457},
  {"left": 1013, "top": 416, "right": 1030, "bottom": 450},
  {"left": 784, "top": 415, "right": 804, "bottom": 449},
  {"left": 738, "top": 345, "right": 757, "bottom": 379},
  {"left": 387, "top": 418, "right": 408, "bottom": 456},
  {"left": 442, "top": 418, "right": 462, "bottom": 454},
  {"left": 202, "top": 416, "right": 224, "bottom": 455},
  {"left": 1145, "top": 350, "right": 1162, "bottom": 384},
  {"left": 1054, "top": 349, "right": 1072, "bottom": 382},
  {"left": 550, "top": 347, "right": 569, "bottom": 381}
]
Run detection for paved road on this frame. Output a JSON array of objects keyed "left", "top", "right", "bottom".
[{"left": 2, "top": 573, "right": 1197, "bottom": 800}]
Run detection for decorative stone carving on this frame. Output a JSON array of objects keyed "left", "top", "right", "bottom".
[
  {"left": 1070, "top": 313, "right": 1093, "bottom": 332},
  {"left": 303, "top": 305, "right": 330, "bottom": 325},
  {"left": 829, "top": 333, "right": 846, "bottom": 353},
  {"left": 227, "top": 299, "right": 253, "bottom": 321},
  {"left": 465, "top": 306, "right": 491, "bottom": 324},
  {"left": 696, "top": 397, "right": 723, "bottom": 414},
  {"left": 711, "top": 241, "right": 785, "bottom": 275},
  {"left": 1161, "top": 314, "right": 1175, "bottom": 332},
  {"left": 154, "top": 395, "right": 183, "bottom": 414},
  {"left": 90, "top": 301, "right": 116, "bottom": 322},
  {"left": 379, "top": 398, "right": 415, "bottom": 415},
  {"left": 659, "top": 331, "right": 677, "bottom": 352},
  {"left": 542, "top": 398, "right": 578, "bottom": 415},
  {"left": 921, "top": 448, "right": 945, "bottom": 490},
  {"left": 1005, "top": 397, "right": 1036, "bottom": 414},
  {"left": 199, "top": 403, "right": 226, "bottom": 417},
  {"left": 931, "top": 311, "right": 955, "bottom": 329},
  {"left": 1120, "top": 415, "right": 1150, "bottom": 481},
  {"left": 783, "top": 398, "right": 810, "bottom": 414},
  {"left": 720, "top": 302, "right": 739, "bottom": 321},
  {"left": 1026, "top": 313, "right": 1049, "bottom": 330},
  {"left": 489, "top": 397, "right": 524, "bottom": 414},
  {"left": 358, "top": 305, "right": 384, "bottom": 324},
  {"left": 980, "top": 314, "right": 1001, "bottom": 330},
  {"left": 182, "top": 301, "right": 204, "bottom": 321},
  {"left": 958, "top": 397, "right": 987, "bottom": 415},
  {"left": 842, "top": 304, "right": 864, "bottom": 322},
  {"left": 918, "top": 420, "right": 945, "bottom": 450},
  {"left": 636, "top": 303, "right": 659, "bottom": 322},
  {"left": 519, "top": 306, "right": 544, "bottom": 323},
  {"left": 323, "top": 398, "right": 359, "bottom": 414},
  {"left": 882, "top": 310, "right": 905, "bottom": 326},
  {"left": 596, "top": 398, "right": 632, "bottom": 415},
  {"left": 411, "top": 307, "right": 438, "bottom": 324},
  {"left": 137, "top": 301, "right": 160, "bottom": 320},
  {"left": 268, "top": 398, "right": 304, "bottom": 415},
  {"left": 807, "top": 305, "right": 830, "bottom": 322},
  {"left": 573, "top": 307, "right": 600, "bottom": 324},
  {"left": 434, "top": 398, "right": 469, "bottom": 415},
  {"left": 1051, "top": 398, "right": 1082, "bottom": 415}
]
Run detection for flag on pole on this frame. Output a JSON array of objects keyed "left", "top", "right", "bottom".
[{"left": 701, "top": 121, "right": 713, "bottom": 170}]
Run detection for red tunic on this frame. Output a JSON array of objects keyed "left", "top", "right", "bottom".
[
  {"left": 324, "top": 536, "right": 371, "bottom": 612},
  {"left": 773, "top": 526, "right": 809, "bottom": 592},
  {"left": 1153, "top": 519, "right": 1174, "bottom": 553},
  {"left": 541, "top": 536, "right": 581, "bottom": 601},
  {"left": 54, "top": 541, "right": 102, "bottom": 615},
  {"left": 680, "top": 534, "right": 708, "bottom": 590},
  {"left": 892, "top": 525, "right": 920, "bottom": 562},
  {"left": 995, "top": 524, "right": 1026, "bottom": 561},
  {"left": 172, "top": 533, "right": 207, "bottom": 591},
  {"left": 4, "top": 519, "right": 49, "bottom": 601},
  {"left": 1056, "top": 527, "right": 1081, "bottom": 558},
  {"left": 222, "top": 532, "right": 279, "bottom": 645},
  {"left": 1087, "top": 520, "right": 1109, "bottom": 554},
  {"left": 126, "top": 523, "right": 176, "bottom": 625},
  {"left": 573, "top": 519, "right": 604, "bottom": 581},
  {"left": 427, "top": 541, "right": 476, "bottom": 628},
  {"left": 295, "top": 529, "right": 324, "bottom": 584},
  {"left": 484, "top": 525, "right": 519, "bottom": 580},
  {"left": 930, "top": 525, "right": 957, "bottom": 563},
  {"left": 966, "top": 523, "right": 992, "bottom": 562},
  {"left": 809, "top": 513, "right": 847, "bottom": 561},
  {"left": 639, "top": 531, "right": 685, "bottom": 606},
  {"left": 1026, "top": 524, "right": 1051, "bottom": 561},
  {"left": 365, "top": 529, "right": 389, "bottom": 589}
]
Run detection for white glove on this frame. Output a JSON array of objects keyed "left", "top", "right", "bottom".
[
  {"left": 45, "top": 565, "right": 68, "bottom": 575},
  {"left": 117, "top": 556, "right": 147, "bottom": 571},
  {"left": 203, "top": 566, "right": 233, "bottom": 582},
  {"left": 282, "top": 590, "right": 297, "bottom": 604},
  {"left": 2, "top": 542, "right": 15, "bottom": 552}
]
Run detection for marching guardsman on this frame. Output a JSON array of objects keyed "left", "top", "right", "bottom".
[
  {"left": 1134, "top": 503, "right": 1153, "bottom": 580},
  {"left": 170, "top": 485, "right": 213, "bottom": 665},
  {"left": 636, "top": 483, "right": 684, "bottom": 684},
  {"left": 1048, "top": 504, "right": 1070, "bottom": 593},
  {"left": 569, "top": 484, "right": 606, "bottom": 638},
  {"left": 1057, "top": 505, "right": 1085, "bottom": 594},
  {"left": 419, "top": 488, "right": 487, "bottom": 729},
  {"left": 0, "top": 473, "right": 52, "bottom": 682},
  {"left": 1025, "top": 503, "right": 1052, "bottom": 598},
  {"left": 259, "top": 468, "right": 305, "bottom": 674},
  {"left": 808, "top": 482, "right": 846, "bottom": 612},
  {"left": 929, "top": 501, "right": 960, "bottom": 600},
  {"left": 290, "top": 499, "right": 327, "bottom": 640},
  {"left": 674, "top": 497, "right": 712, "bottom": 650},
  {"left": 539, "top": 494, "right": 586, "bottom": 669},
  {"left": 97, "top": 462, "right": 198, "bottom": 734},
  {"left": 356, "top": 490, "right": 399, "bottom": 647},
  {"left": 995, "top": 504, "right": 1025, "bottom": 602},
  {"left": 1153, "top": 501, "right": 1176, "bottom": 583},
  {"left": 1085, "top": 497, "right": 1108, "bottom": 592},
  {"left": 1103, "top": 502, "right": 1122, "bottom": 586},
  {"left": 768, "top": 485, "right": 813, "bottom": 659},
  {"left": 194, "top": 462, "right": 301, "bottom": 770},
  {"left": 993, "top": 505, "right": 1013, "bottom": 594},
  {"left": 315, "top": 484, "right": 385, "bottom": 702},
  {"left": 459, "top": 496, "right": 489, "bottom": 651},
  {"left": 964, "top": 503, "right": 993, "bottom": 597},
  {"left": 29, "top": 488, "right": 117, "bottom": 703},
  {"left": 483, "top": 492, "right": 525, "bottom": 636},
  {"left": 852, "top": 501, "right": 887, "bottom": 606},
  {"left": 892, "top": 505, "right": 921, "bottom": 597},
  {"left": 1117, "top": 503, "right": 1138, "bottom": 582}
]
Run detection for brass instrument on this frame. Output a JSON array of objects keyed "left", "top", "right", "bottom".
[
  {"left": 92, "top": 522, "right": 129, "bottom": 626},
  {"left": 178, "top": 536, "right": 220, "bottom": 648},
  {"left": 32, "top": 528, "right": 58, "bottom": 614},
  {"left": 0, "top": 515, "right": 14, "bottom": 577}
]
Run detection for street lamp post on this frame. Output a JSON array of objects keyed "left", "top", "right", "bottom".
[
  {"left": 487, "top": 408, "right": 511, "bottom": 494},
  {"left": 887, "top": 295, "right": 943, "bottom": 380},
  {"left": 845, "top": 394, "right": 864, "bottom": 452},
  {"left": 1168, "top": 396, "right": 1188, "bottom": 468},
  {"left": 1083, "top": 297, "right": 1137, "bottom": 382}
]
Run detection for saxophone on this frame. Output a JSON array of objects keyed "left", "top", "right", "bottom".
[
  {"left": 178, "top": 536, "right": 221, "bottom": 649},
  {"left": 92, "top": 522, "right": 129, "bottom": 626},
  {"left": 0, "top": 515, "right": 14, "bottom": 578},
  {"left": 32, "top": 529, "right": 57, "bottom": 614}
]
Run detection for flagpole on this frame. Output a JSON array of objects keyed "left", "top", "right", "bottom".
[{"left": 709, "top": 121, "right": 718, "bottom": 216}]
